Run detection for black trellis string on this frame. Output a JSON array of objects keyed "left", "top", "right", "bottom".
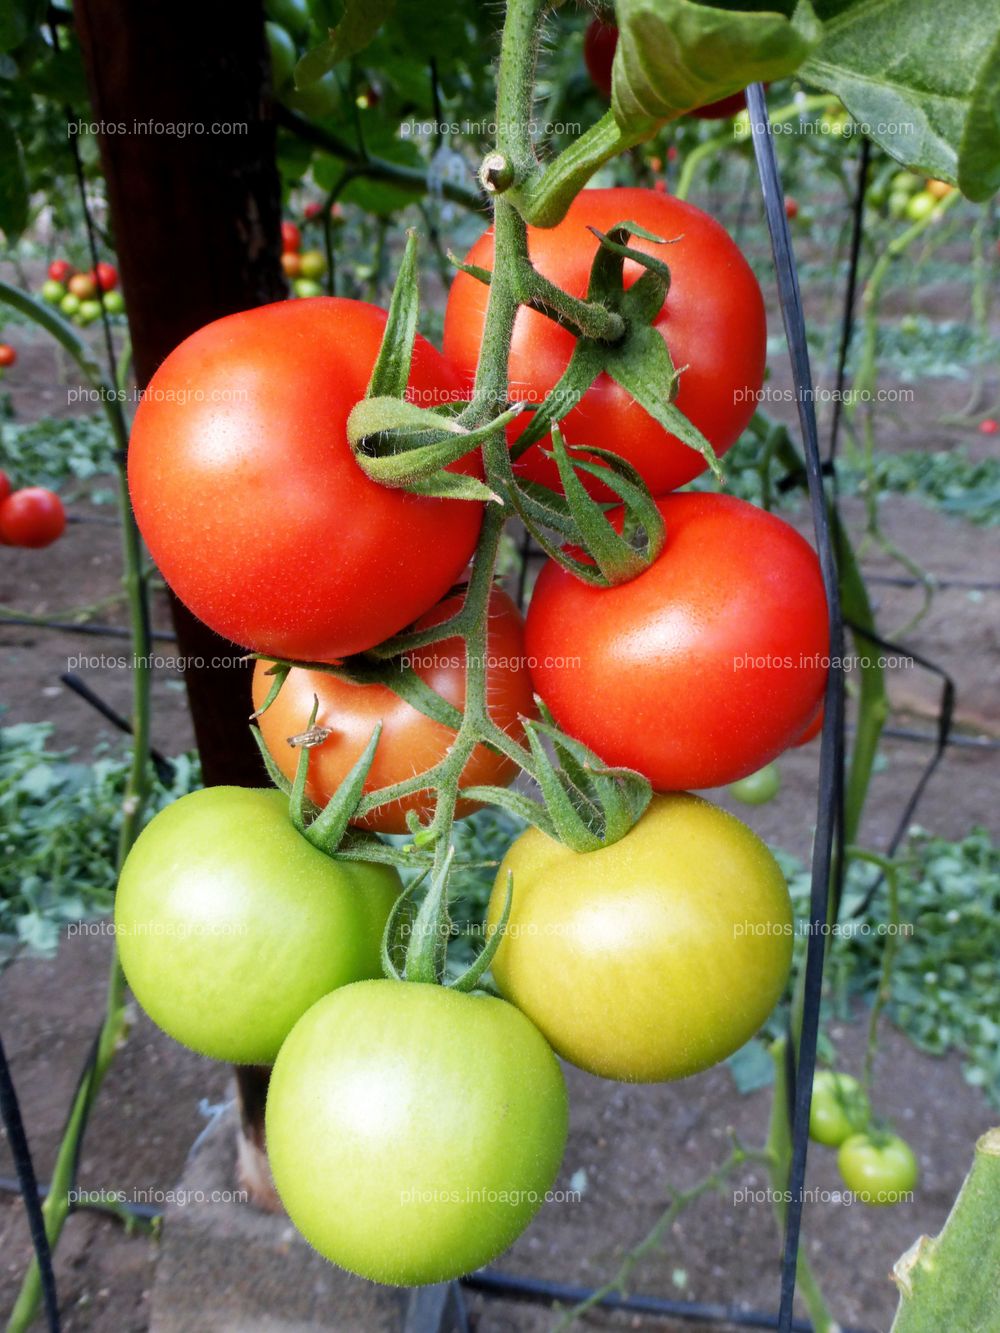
[
  {"left": 827, "top": 136, "right": 871, "bottom": 464},
  {"left": 0, "top": 1035, "right": 62, "bottom": 1332},
  {"left": 746, "top": 83, "right": 846, "bottom": 1333}
]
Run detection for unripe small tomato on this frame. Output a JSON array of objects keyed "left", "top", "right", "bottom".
[
  {"left": 267, "top": 21, "right": 297, "bottom": 92},
  {"left": 728, "top": 763, "right": 781, "bottom": 805},
  {"left": 905, "top": 192, "right": 937, "bottom": 223},
  {"left": 809, "top": 1071, "right": 870, "bottom": 1147},
  {"left": 293, "top": 277, "right": 323, "bottom": 298},
  {"left": 41, "top": 279, "right": 67, "bottom": 305},
  {"left": 838, "top": 1133, "right": 918, "bottom": 1205},
  {"left": 60, "top": 293, "right": 81, "bottom": 317},
  {"left": 77, "top": 298, "right": 103, "bottom": 325},
  {"left": 299, "top": 249, "right": 327, "bottom": 279},
  {"left": 103, "top": 290, "right": 126, "bottom": 315}
]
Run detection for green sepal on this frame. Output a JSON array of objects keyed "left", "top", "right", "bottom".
[
  {"left": 365, "top": 227, "right": 419, "bottom": 401},
  {"left": 334, "top": 831, "right": 441, "bottom": 870},
  {"left": 250, "top": 662, "right": 289, "bottom": 718},
  {"left": 403, "top": 845, "right": 455, "bottom": 984},
  {"left": 289, "top": 695, "right": 321, "bottom": 834},
  {"left": 458, "top": 785, "right": 557, "bottom": 840},
  {"left": 507, "top": 341, "right": 606, "bottom": 459},
  {"left": 586, "top": 222, "right": 672, "bottom": 310},
  {"left": 448, "top": 871, "right": 513, "bottom": 993},
  {"left": 379, "top": 870, "right": 428, "bottom": 981},
  {"left": 303, "top": 722, "right": 383, "bottom": 855},
  {"left": 448, "top": 252, "right": 492, "bottom": 285},
  {"left": 524, "top": 717, "right": 652, "bottom": 851}
]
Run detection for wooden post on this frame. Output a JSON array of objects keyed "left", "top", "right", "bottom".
[{"left": 74, "top": 0, "right": 286, "bottom": 1206}]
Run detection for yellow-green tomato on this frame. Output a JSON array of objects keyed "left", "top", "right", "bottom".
[
  {"left": 729, "top": 762, "right": 781, "bottom": 805},
  {"left": 298, "top": 248, "right": 327, "bottom": 279},
  {"left": 487, "top": 793, "right": 793, "bottom": 1082},
  {"left": 115, "top": 787, "right": 400, "bottom": 1063},
  {"left": 265, "top": 980, "right": 568, "bottom": 1285},
  {"left": 809, "top": 1070, "right": 870, "bottom": 1147},
  {"left": 838, "top": 1132, "right": 918, "bottom": 1205}
]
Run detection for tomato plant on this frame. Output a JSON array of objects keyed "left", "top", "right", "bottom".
[
  {"left": 115, "top": 787, "right": 400, "bottom": 1063},
  {"left": 809, "top": 1071, "right": 871, "bottom": 1147},
  {"left": 487, "top": 793, "right": 793, "bottom": 1081},
  {"left": 253, "top": 587, "right": 536, "bottom": 833},
  {"left": 525, "top": 493, "right": 829, "bottom": 791},
  {"left": 0, "top": 488, "right": 66, "bottom": 548},
  {"left": 445, "top": 189, "right": 766, "bottom": 497},
  {"left": 838, "top": 1133, "right": 919, "bottom": 1205},
  {"left": 266, "top": 980, "right": 568, "bottom": 1284},
  {"left": 128, "top": 298, "right": 482, "bottom": 661}
]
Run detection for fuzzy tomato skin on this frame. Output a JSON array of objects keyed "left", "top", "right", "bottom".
[
  {"left": 128, "top": 298, "right": 481, "bottom": 661},
  {"left": 265, "top": 980, "right": 568, "bottom": 1284},
  {"left": 114, "top": 787, "right": 400, "bottom": 1063},
  {"left": 487, "top": 793, "right": 793, "bottom": 1081},
  {"left": 444, "top": 189, "right": 766, "bottom": 497},
  {"left": 253, "top": 587, "right": 536, "bottom": 833},
  {"left": 524, "top": 493, "right": 829, "bottom": 791}
]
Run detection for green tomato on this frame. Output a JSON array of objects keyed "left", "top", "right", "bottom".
[
  {"left": 888, "top": 191, "right": 912, "bottom": 220},
  {"left": 728, "top": 762, "right": 781, "bottom": 805},
  {"left": 283, "top": 70, "right": 339, "bottom": 120},
  {"left": 292, "top": 277, "right": 323, "bottom": 298},
  {"left": 905, "top": 191, "right": 937, "bottom": 223},
  {"left": 298, "top": 248, "right": 327, "bottom": 279},
  {"left": 60, "top": 292, "right": 81, "bottom": 316},
  {"left": 266, "top": 980, "right": 568, "bottom": 1284},
  {"left": 41, "top": 279, "right": 66, "bottom": 304},
  {"left": 486, "top": 793, "right": 793, "bottom": 1082},
  {"left": 266, "top": 0, "right": 310, "bottom": 36},
  {"left": 838, "top": 1133, "right": 918, "bottom": 1205},
  {"left": 266, "top": 21, "right": 296, "bottom": 92},
  {"left": 891, "top": 170, "right": 921, "bottom": 195},
  {"left": 809, "top": 1071, "right": 871, "bottom": 1147},
  {"left": 102, "top": 290, "right": 126, "bottom": 315},
  {"left": 77, "top": 298, "right": 103, "bottom": 324},
  {"left": 115, "top": 787, "right": 400, "bottom": 1062}
]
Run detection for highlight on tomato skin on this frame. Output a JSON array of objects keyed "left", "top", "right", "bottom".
[
  {"left": 252, "top": 587, "right": 538, "bottom": 834},
  {"left": 444, "top": 188, "right": 766, "bottom": 498},
  {"left": 127, "top": 297, "right": 483, "bottom": 663},
  {"left": 524, "top": 492, "right": 829, "bottom": 792}
]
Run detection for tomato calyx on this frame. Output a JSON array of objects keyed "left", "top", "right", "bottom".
[{"left": 380, "top": 845, "right": 515, "bottom": 993}]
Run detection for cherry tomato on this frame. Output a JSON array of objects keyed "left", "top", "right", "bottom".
[
  {"left": 115, "top": 787, "right": 400, "bottom": 1063},
  {"left": 254, "top": 588, "right": 536, "bottom": 833},
  {"left": 292, "top": 277, "right": 323, "bottom": 298},
  {"left": 0, "top": 488, "right": 66, "bottom": 548},
  {"left": 77, "top": 298, "right": 103, "bottom": 325},
  {"left": 41, "top": 279, "right": 66, "bottom": 305},
  {"left": 906, "top": 192, "right": 937, "bottom": 223},
  {"left": 280, "top": 251, "right": 301, "bottom": 278},
  {"left": 583, "top": 17, "right": 617, "bottom": 97},
  {"left": 525, "top": 493, "right": 829, "bottom": 791},
  {"left": 729, "top": 763, "right": 781, "bottom": 805},
  {"left": 68, "top": 272, "right": 97, "bottom": 300},
  {"left": 48, "top": 259, "right": 74, "bottom": 284},
  {"left": 838, "top": 1133, "right": 918, "bottom": 1205},
  {"left": 128, "top": 298, "right": 481, "bottom": 661},
  {"left": 784, "top": 197, "right": 799, "bottom": 220},
  {"left": 267, "top": 21, "right": 296, "bottom": 92},
  {"left": 487, "top": 793, "right": 793, "bottom": 1081},
  {"left": 298, "top": 249, "right": 326, "bottom": 279},
  {"left": 303, "top": 200, "right": 322, "bottom": 220},
  {"left": 444, "top": 189, "right": 766, "bottom": 497},
  {"left": 280, "top": 219, "right": 301, "bottom": 254},
  {"left": 925, "top": 178, "right": 954, "bottom": 200},
  {"left": 809, "top": 1071, "right": 871, "bottom": 1147},
  {"left": 978, "top": 418, "right": 998, "bottom": 435},
  {"left": 284, "top": 71, "right": 339, "bottom": 119},
  {"left": 60, "top": 293, "right": 81, "bottom": 317},
  {"left": 266, "top": 0, "right": 310, "bottom": 38},
  {"left": 93, "top": 261, "right": 118, "bottom": 292},
  {"left": 0, "top": 344, "right": 15, "bottom": 368},
  {"left": 266, "top": 980, "right": 568, "bottom": 1283},
  {"left": 102, "top": 290, "right": 126, "bottom": 315}
]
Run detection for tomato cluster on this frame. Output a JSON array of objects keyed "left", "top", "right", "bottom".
[
  {"left": 279, "top": 217, "right": 329, "bottom": 297},
  {"left": 121, "top": 185, "right": 839, "bottom": 1285},
  {"left": 808, "top": 1070, "right": 918, "bottom": 1206},
  {"left": 39, "top": 257, "right": 124, "bottom": 325}
]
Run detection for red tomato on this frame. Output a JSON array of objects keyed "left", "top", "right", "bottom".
[
  {"left": 444, "top": 189, "right": 766, "bottom": 497},
  {"left": 93, "top": 262, "right": 118, "bottom": 292},
  {"left": 0, "top": 344, "right": 16, "bottom": 368},
  {"left": 979, "top": 418, "right": 999, "bottom": 435},
  {"left": 0, "top": 471, "right": 10, "bottom": 503},
  {"left": 128, "top": 298, "right": 480, "bottom": 662},
  {"left": 524, "top": 493, "right": 829, "bottom": 791},
  {"left": 303, "top": 201, "right": 322, "bottom": 220},
  {"left": 583, "top": 18, "right": 617, "bottom": 98},
  {"left": 48, "top": 259, "right": 74, "bottom": 284},
  {"left": 281, "top": 220, "right": 301, "bottom": 254},
  {"left": 253, "top": 588, "right": 537, "bottom": 833},
  {"left": 785, "top": 197, "right": 799, "bottom": 220},
  {"left": 794, "top": 704, "right": 824, "bottom": 746},
  {"left": 691, "top": 89, "right": 749, "bottom": 119},
  {"left": 0, "top": 488, "right": 66, "bottom": 548}
]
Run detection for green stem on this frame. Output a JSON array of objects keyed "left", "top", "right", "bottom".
[
  {"left": 847, "top": 848, "right": 901, "bottom": 1099},
  {"left": 2, "top": 284, "right": 153, "bottom": 1333}
]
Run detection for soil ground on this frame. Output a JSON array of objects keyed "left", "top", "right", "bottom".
[{"left": 1, "top": 225, "right": 998, "bottom": 1331}]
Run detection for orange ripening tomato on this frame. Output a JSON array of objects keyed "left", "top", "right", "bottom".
[
  {"left": 444, "top": 189, "right": 766, "bottom": 498},
  {"left": 253, "top": 587, "right": 537, "bottom": 833}
]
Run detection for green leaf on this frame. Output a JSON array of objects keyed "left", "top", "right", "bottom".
[
  {"left": 801, "top": 0, "right": 1000, "bottom": 199},
  {"left": 0, "top": 114, "right": 28, "bottom": 240},
  {"left": 612, "top": 0, "right": 821, "bottom": 127},
  {"left": 295, "top": 0, "right": 394, "bottom": 86},
  {"left": 0, "top": 0, "right": 42, "bottom": 53}
]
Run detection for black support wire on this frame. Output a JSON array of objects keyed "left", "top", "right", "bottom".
[{"left": 746, "top": 83, "right": 846, "bottom": 1333}]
